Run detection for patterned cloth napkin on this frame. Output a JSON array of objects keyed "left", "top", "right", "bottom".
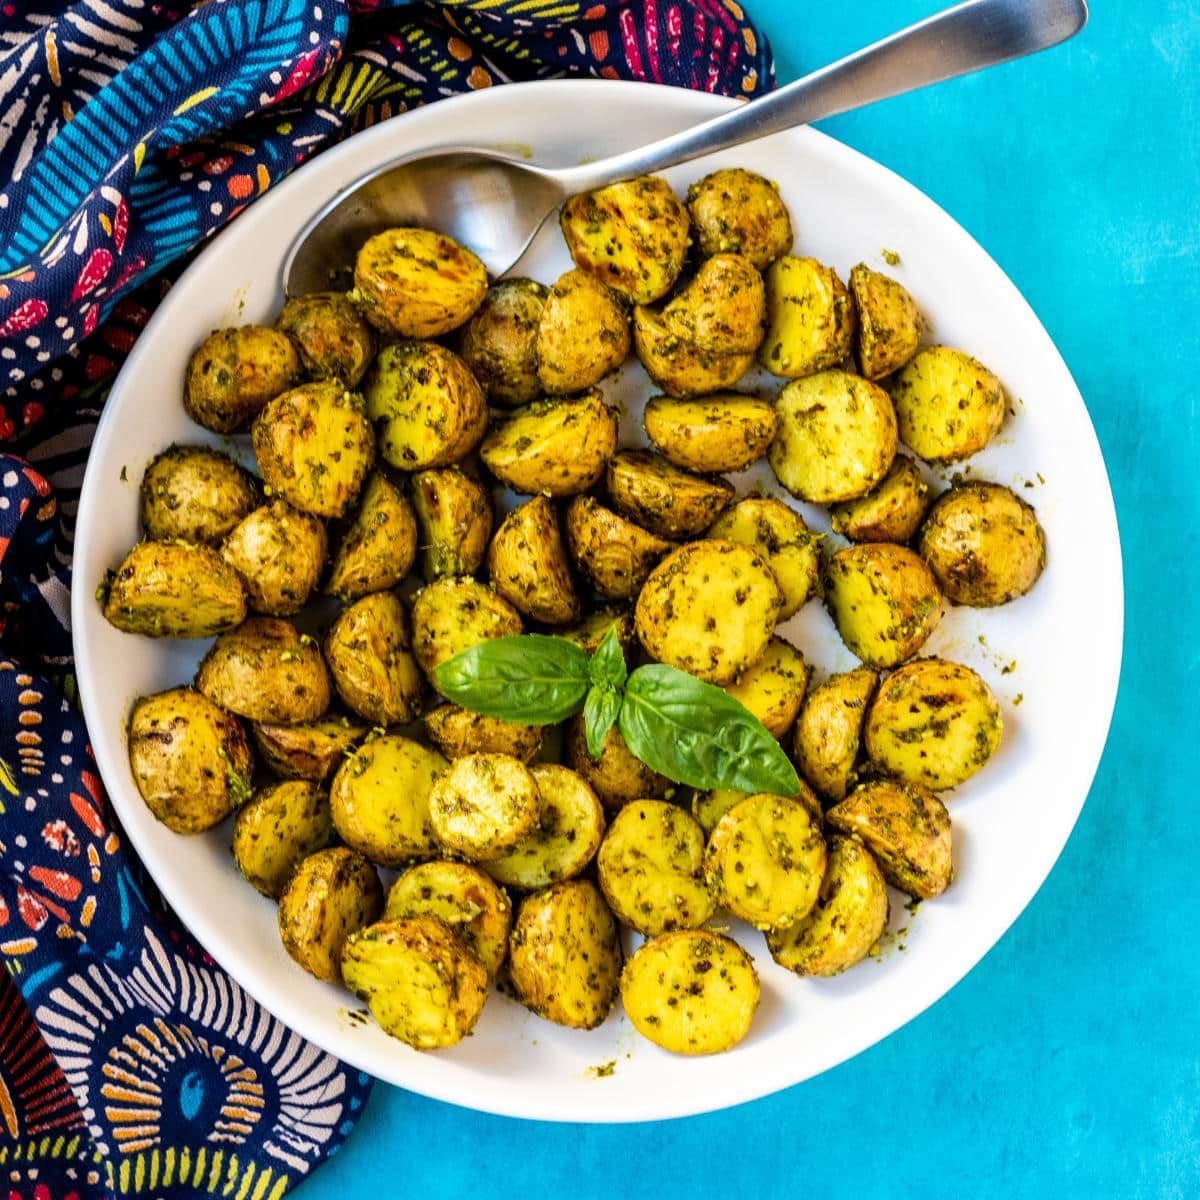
[{"left": 0, "top": 2, "right": 772, "bottom": 1196}]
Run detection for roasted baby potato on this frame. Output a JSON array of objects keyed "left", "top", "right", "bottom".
[
  {"left": 767, "top": 835, "right": 890, "bottom": 976},
  {"left": 918, "top": 482, "right": 1047, "bottom": 606},
  {"left": 723, "top": 636, "right": 808, "bottom": 739},
  {"left": 693, "top": 783, "right": 821, "bottom": 834},
  {"left": 196, "top": 616, "right": 330, "bottom": 724},
  {"left": 704, "top": 793, "right": 826, "bottom": 930},
  {"left": 635, "top": 540, "right": 783, "bottom": 685},
  {"left": 411, "top": 467, "right": 493, "bottom": 581},
  {"left": 826, "top": 779, "right": 953, "bottom": 899},
  {"left": 353, "top": 227, "right": 487, "bottom": 339},
  {"left": 560, "top": 176, "right": 690, "bottom": 304},
  {"left": 864, "top": 658, "right": 1002, "bottom": 790},
  {"left": 792, "top": 667, "right": 877, "bottom": 802},
  {"left": 484, "top": 765, "right": 606, "bottom": 891},
  {"left": 232, "top": 780, "right": 336, "bottom": 898},
  {"left": 830, "top": 454, "right": 930, "bottom": 544},
  {"left": 480, "top": 391, "right": 619, "bottom": 497},
  {"left": 325, "top": 473, "right": 417, "bottom": 600},
  {"left": 508, "top": 879, "right": 621, "bottom": 1030},
  {"left": 891, "top": 346, "right": 1006, "bottom": 462},
  {"left": 325, "top": 591, "right": 423, "bottom": 725},
  {"left": 487, "top": 495, "right": 581, "bottom": 625},
  {"left": 769, "top": 370, "right": 897, "bottom": 504},
  {"left": 101, "top": 540, "right": 245, "bottom": 638},
  {"left": 631, "top": 302, "right": 754, "bottom": 398},
  {"left": 184, "top": 325, "right": 302, "bottom": 433},
  {"left": 428, "top": 752, "right": 541, "bottom": 860},
  {"left": 849, "top": 264, "right": 922, "bottom": 380},
  {"left": 565, "top": 714, "right": 670, "bottom": 809},
  {"left": 564, "top": 496, "right": 672, "bottom": 602},
  {"left": 330, "top": 734, "right": 445, "bottom": 866},
  {"left": 424, "top": 705, "right": 542, "bottom": 763},
  {"left": 252, "top": 714, "right": 368, "bottom": 782},
  {"left": 128, "top": 687, "right": 252, "bottom": 834},
  {"left": 560, "top": 607, "right": 636, "bottom": 656},
  {"left": 221, "top": 500, "right": 327, "bottom": 616},
  {"left": 457, "top": 278, "right": 548, "bottom": 406},
  {"left": 341, "top": 916, "right": 488, "bottom": 1049},
  {"left": 411, "top": 577, "right": 523, "bottom": 681},
  {"left": 364, "top": 341, "right": 487, "bottom": 471},
  {"left": 686, "top": 168, "right": 792, "bottom": 270},
  {"left": 606, "top": 449, "right": 734, "bottom": 540},
  {"left": 140, "top": 444, "right": 259, "bottom": 545},
  {"left": 642, "top": 393, "right": 778, "bottom": 475},
  {"left": 276, "top": 291, "right": 376, "bottom": 386},
  {"left": 252, "top": 381, "right": 374, "bottom": 518},
  {"left": 277, "top": 847, "right": 382, "bottom": 983},
  {"left": 621, "top": 930, "right": 759, "bottom": 1056},
  {"left": 536, "top": 268, "right": 630, "bottom": 394},
  {"left": 758, "top": 257, "right": 856, "bottom": 378},
  {"left": 661, "top": 254, "right": 766, "bottom": 357},
  {"left": 824, "top": 543, "right": 943, "bottom": 668},
  {"left": 597, "top": 800, "right": 713, "bottom": 936}
]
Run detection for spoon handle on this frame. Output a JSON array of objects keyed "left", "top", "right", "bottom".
[{"left": 557, "top": 0, "right": 1087, "bottom": 192}]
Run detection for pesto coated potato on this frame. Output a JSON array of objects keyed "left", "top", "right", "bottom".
[
  {"left": 424, "top": 705, "right": 542, "bottom": 763},
  {"left": 140, "top": 444, "right": 259, "bottom": 545},
  {"left": 411, "top": 467, "right": 493, "bottom": 581},
  {"left": 325, "top": 473, "right": 417, "bottom": 600},
  {"left": 536, "top": 268, "right": 630, "bottom": 394},
  {"left": 221, "top": 500, "right": 327, "bottom": 616},
  {"left": 692, "top": 783, "right": 822, "bottom": 835},
  {"left": 325, "top": 591, "right": 423, "bottom": 725},
  {"left": 661, "top": 254, "right": 766, "bottom": 357},
  {"left": 606, "top": 449, "right": 734, "bottom": 540},
  {"left": 642, "top": 393, "right": 778, "bottom": 475},
  {"left": 457, "top": 277, "right": 548, "bottom": 406},
  {"left": 487, "top": 495, "right": 581, "bottom": 625},
  {"left": 411, "top": 576, "right": 523, "bottom": 682},
  {"left": 849, "top": 264, "right": 922, "bottom": 380},
  {"left": 252, "top": 714, "right": 368, "bottom": 782},
  {"left": 564, "top": 712, "right": 671, "bottom": 809},
  {"left": 184, "top": 325, "right": 302, "bottom": 434},
  {"left": 686, "top": 167, "right": 793, "bottom": 269},
  {"left": 428, "top": 752, "right": 541, "bottom": 860},
  {"left": 830, "top": 454, "right": 930, "bottom": 544},
  {"left": 232, "top": 780, "right": 336, "bottom": 898},
  {"left": 758, "top": 257, "right": 856, "bottom": 379},
  {"left": 792, "top": 667, "right": 877, "bottom": 802},
  {"left": 632, "top": 302, "right": 754, "bottom": 398},
  {"left": 560, "top": 607, "right": 636, "bottom": 656},
  {"left": 564, "top": 495, "right": 672, "bottom": 602},
  {"left": 276, "top": 291, "right": 375, "bottom": 386},
  {"left": 723, "top": 635, "right": 808, "bottom": 739}
]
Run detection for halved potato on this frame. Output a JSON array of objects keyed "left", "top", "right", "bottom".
[
  {"left": 184, "top": 325, "right": 302, "bottom": 433},
  {"left": 325, "top": 591, "right": 423, "bottom": 726},
  {"left": 536, "top": 268, "right": 630, "bottom": 394},
  {"left": 325, "top": 473, "right": 418, "bottom": 600},
  {"left": 487, "top": 495, "right": 581, "bottom": 625},
  {"left": 232, "top": 780, "right": 336, "bottom": 898},
  {"left": 606, "top": 449, "right": 734, "bottom": 540},
  {"left": 411, "top": 467, "right": 493, "bottom": 581},
  {"left": 410, "top": 577, "right": 523, "bottom": 682},
  {"left": 564, "top": 713, "right": 671, "bottom": 810},
  {"left": 560, "top": 608, "right": 636, "bottom": 656},
  {"left": 661, "top": 254, "right": 766, "bottom": 356},
  {"left": 723, "top": 636, "right": 808, "bottom": 739},
  {"left": 221, "top": 500, "right": 327, "bottom": 616},
  {"left": 428, "top": 753, "right": 541, "bottom": 860},
  {"left": 758, "top": 257, "right": 856, "bottom": 378},
  {"left": 457, "top": 277, "right": 548, "bottom": 406},
  {"left": 792, "top": 668, "right": 878, "bottom": 802},
  {"left": 276, "top": 291, "right": 376, "bottom": 386},
  {"left": 252, "top": 714, "right": 368, "bottom": 782},
  {"left": 564, "top": 496, "right": 672, "bottom": 602},
  {"left": 632, "top": 303, "right": 754, "bottom": 398},
  {"left": 642, "top": 393, "right": 778, "bottom": 475},
  {"left": 693, "top": 782, "right": 821, "bottom": 834},
  {"left": 830, "top": 454, "right": 931, "bottom": 544},
  {"left": 424, "top": 705, "right": 542, "bottom": 763},
  {"left": 849, "top": 264, "right": 922, "bottom": 380},
  {"left": 140, "top": 444, "right": 259, "bottom": 545},
  {"left": 686, "top": 168, "right": 792, "bottom": 269}
]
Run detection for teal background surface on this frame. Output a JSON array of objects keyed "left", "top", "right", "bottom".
[{"left": 303, "top": 3, "right": 1198, "bottom": 1195}]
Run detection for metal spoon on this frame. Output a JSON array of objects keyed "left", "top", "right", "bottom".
[{"left": 283, "top": 0, "right": 1087, "bottom": 296}]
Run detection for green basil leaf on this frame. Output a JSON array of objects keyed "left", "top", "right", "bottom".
[
  {"left": 588, "top": 626, "right": 628, "bottom": 690},
  {"left": 583, "top": 684, "right": 622, "bottom": 758},
  {"left": 619, "top": 664, "right": 802, "bottom": 795},
  {"left": 433, "top": 635, "right": 590, "bottom": 725}
]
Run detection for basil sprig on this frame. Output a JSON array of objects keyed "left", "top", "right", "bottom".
[{"left": 433, "top": 630, "right": 801, "bottom": 796}]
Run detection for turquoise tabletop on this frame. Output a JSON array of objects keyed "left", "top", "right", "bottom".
[{"left": 300, "top": 2, "right": 1196, "bottom": 1195}]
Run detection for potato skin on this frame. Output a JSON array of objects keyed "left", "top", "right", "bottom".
[
  {"left": 428, "top": 753, "right": 541, "bottom": 861},
  {"left": 411, "top": 467, "right": 493, "bottom": 581},
  {"left": 140, "top": 444, "right": 259, "bottom": 545},
  {"left": 232, "top": 780, "right": 336, "bottom": 898},
  {"left": 184, "top": 326, "right": 302, "bottom": 434},
  {"left": 487, "top": 495, "right": 581, "bottom": 625},
  {"left": 276, "top": 291, "right": 376, "bottom": 386},
  {"left": 410, "top": 577, "right": 522, "bottom": 682},
  {"left": 560, "top": 607, "right": 636, "bottom": 656},
  {"left": 324, "top": 592, "right": 423, "bottom": 726},
  {"left": 632, "top": 302, "right": 754, "bottom": 398},
  {"left": 643, "top": 393, "right": 778, "bottom": 475},
  {"left": 686, "top": 168, "right": 792, "bottom": 270},
  {"left": 565, "top": 714, "right": 670, "bottom": 809},
  {"left": 128, "top": 687, "right": 252, "bottom": 834},
  {"left": 221, "top": 500, "right": 327, "bottom": 616},
  {"left": 252, "top": 715, "right": 367, "bottom": 782},
  {"left": 830, "top": 455, "right": 930, "bottom": 544},
  {"left": 564, "top": 495, "right": 671, "bottom": 602},
  {"left": 536, "top": 268, "right": 630, "bottom": 394},
  {"left": 457, "top": 278, "right": 548, "bottom": 406},
  {"left": 606, "top": 449, "right": 734, "bottom": 540},
  {"left": 424, "top": 705, "right": 542, "bottom": 763},
  {"left": 661, "top": 254, "right": 766, "bottom": 357},
  {"left": 325, "top": 473, "right": 418, "bottom": 600},
  {"left": 636, "top": 539, "right": 783, "bottom": 685},
  {"left": 864, "top": 658, "right": 1002, "bottom": 791},
  {"left": 353, "top": 227, "right": 487, "bottom": 339},
  {"left": 758, "top": 257, "right": 856, "bottom": 378},
  {"left": 918, "top": 482, "right": 1046, "bottom": 606},
  {"left": 508, "top": 879, "right": 621, "bottom": 1030},
  {"left": 824, "top": 543, "right": 943, "bottom": 669},
  {"left": 792, "top": 667, "right": 878, "bottom": 802},
  {"left": 277, "top": 847, "right": 383, "bottom": 983},
  {"left": 723, "top": 635, "right": 808, "bottom": 739},
  {"left": 849, "top": 264, "right": 922, "bottom": 380}
]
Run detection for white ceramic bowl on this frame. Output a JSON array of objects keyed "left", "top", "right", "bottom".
[{"left": 73, "top": 80, "right": 1123, "bottom": 1123}]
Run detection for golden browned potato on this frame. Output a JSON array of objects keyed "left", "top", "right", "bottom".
[
  {"left": 364, "top": 341, "right": 487, "bottom": 472},
  {"left": 252, "top": 382, "right": 375, "bottom": 518},
  {"left": 101, "top": 540, "right": 245, "bottom": 638},
  {"left": 621, "top": 930, "right": 759, "bottom": 1055},
  {"left": 864, "top": 658, "right": 1002, "bottom": 790},
  {"left": 767, "top": 835, "right": 890, "bottom": 975},
  {"left": 232, "top": 780, "right": 336, "bottom": 898},
  {"left": 686, "top": 167, "right": 792, "bottom": 270},
  {"left": 597, "top": 800, "right": 713, "bottom": 936},
  {"left": 487, "top": 496, "right": 581, "bottom": 625},
  {"left": 508, "top": 879, "right": 621, "bottom": 1029},
  {"left": 824, "top": 543, "right": 943, "bottom": 668},
  {"left": 410, "top": 576, "right": 523, "bottom": 682},
  {"left": 565, "top": 714, "right": 670, "bottom": 809},
  {"left": 792, "top": 668, "right": 877, "bottom": 802},
  {"left": 277, "top": 847, "right": 382, "bottom": 982},
  {"left": 457, "top": 278, "right": 548, "bottom": 406},
  {"left": 341, "top": 916, "right": 488, "bottom": 1048},
  {"left": 353, "top": 227, "right": 487, "bottom": 339},
  {"left": 330, "top": 734, "right": 445, "bottom": 866},
  {"left": 758, "top": 257, "right": 856, "bottom": 378},
  {"left": 480, "top": 391, "right": 619, "bottom": 497},
  {"left": 128, "top": 687, "right": 252, "bottom": 834},
  {"left": 276, "top": 291, "right": 376, "bottom": 386},
  {"left": 428, "top": 752, "right": 540, "bottom": 860},
  {"left": 890, "top": 346, "right": 1006, "bottom": 462},
  {"left": 484, "top": 765, "right": 605, "bottom": 891},
  {"left": 723, "top": 636, "right": 808, "bottom": 739},
  {"left": 560, "top": 607, "right": 636, "bottom": 656},
  {"left": 411, "top": 467, "right": 493, "bottom": 581},
  {"left": 849, "top": 264, "right": 922, "bottom": 380},
  {"left": 184, "top": 326, "right": 302, "bottom": 433},
  {"left": 704, "top": 793, "right": 826, "bottom": 930},
  {"left": 424, "top": 705, "right": 542, "bottom": 763},
  {"left": 560, "top": 176, "right": 690, "bottom": 304},
  {"left": 830, "top": 454, "right": 930, "bottom": 544},
  {"left": 769, "top": 370, "right": 897, "bottom": 504},
  {"left": 918, "top": 482, "right": 1047, "bottom": 606},
  {"left": 221, "top": 500, "right": 327, "bottom": 616},
  {"left": 636, "top": 540, "right": 783, "bottom": 685},
  {"left": 252, "top": 714, "right": 368, "bottom": 782},
  {"left": 196, "top": 616, "right": 330, "bottom": 724},
  {"left": 661, "top": 254, "right": 766, "bottom": 357},
  {"left": 386, "top": 861, "right": 512, "bottom": 978},
  {"left": 140, "top": 444, "right": 259, "bottom": 545},
  {"left": 325, "top": 473, "right": 418, "bottom": 600},
  {"left": 693, "top": 783, "right": 821, "bottom": 835},
  {"left": 827, "top": 779, "right": 952, "bottom": 899},
  {"left": 324, "top": 592, "right": 423, "bottom": 726},
  {"left": 642, "top": 393, "right": 777, "bottom": 475},
  {"left": 564, "top": 495, "right": 672, "bottom": 602},
  {"left": 536, "top": 268, "right": 630, "bottom": 394},
  {"left": 631, "top": 302, "right": 754, "bottom": 398},
  {"left": 606, "top": 449, "right": 734, "bottom": 540}
]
